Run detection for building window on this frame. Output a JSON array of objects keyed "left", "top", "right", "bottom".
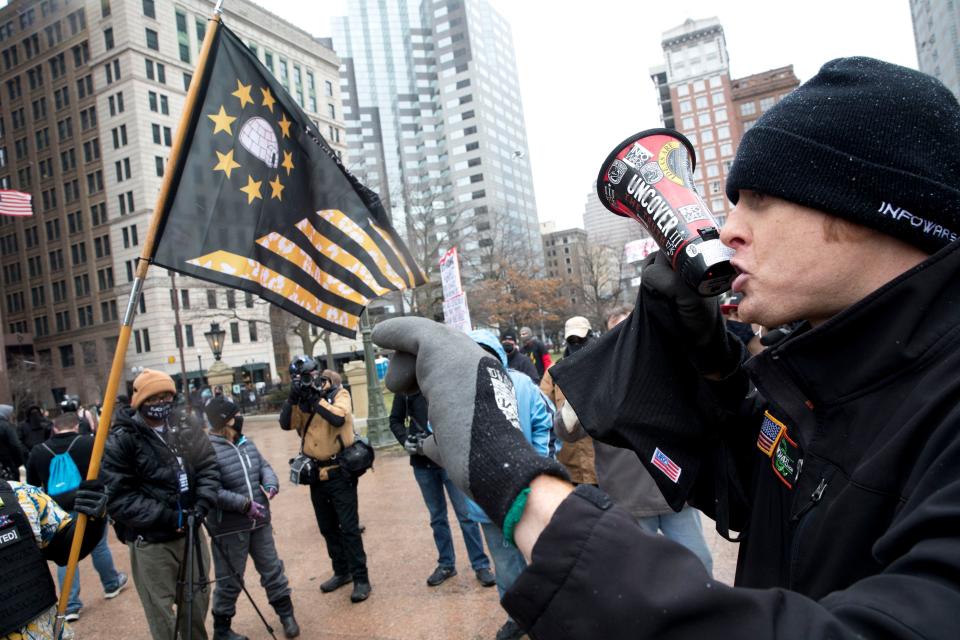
[
  {"left": 145, "top": 28, "right": 159, "bottom": 51},
  {"left": 760, "top": 96, "right": 776, "bottom": 112},
  {"left": 59, "top": 344, "right": 75, "bottom": 367},
  {"left": 142, "top": 0, "right": 155, "bottom": 19},
  {"left": 248, "top": 321, "right": 257, "bottom": 342},
  {"left": 230, "top": 321, "right": 240, "bottom": 343},
  {"left": 104, "top": 28, "right": 114, "bottom": 50},
  {"left": 175, "top": 11, "right": 189, "bottom": 62},
  {"left": 185, "top": 324, "right": 194, "bottom": 347},
  {"left": 226, "top": 290, "right": 236, "bottom": 308},
  {"left": 739, "top": 101, "right": 756, "bottom": 116},
  {"left": 207, "top": 289, "right": 217, "bottom": 308}
]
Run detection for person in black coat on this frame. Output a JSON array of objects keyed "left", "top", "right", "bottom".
[
  {"left": 372, "top": 57, "right": 960, "bottom": 640},
  {"left": 17, "top": 405, "right": 52, "bottom": 455},
  {"left": 0, "top": 403, "right": 26, "bottom": 480},
  {"left": 26, "top": 412, "right": 127, "bottom": 621},
  {"left": 101, "top": 369, "right": 220, "bottom": 640},
  {"left": 500, "top": 332, "right": 539, "bottom": 383}
]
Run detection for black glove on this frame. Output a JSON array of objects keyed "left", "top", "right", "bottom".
[
  {"left": 373, "top": 318, "right": 569, "bottom": 529},
  {"left": 74, "top": 479, "right": 107, "bottom": 519},
  {"left": 404, "top": 434, "right": 424, "bottom": 456},
  {"left": 641, "top": 251, "right": 742, "bottom": 377}
]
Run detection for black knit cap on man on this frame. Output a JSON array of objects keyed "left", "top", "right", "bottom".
[{"left": 372, "top": 57, "right": 960, "bottom": 640}]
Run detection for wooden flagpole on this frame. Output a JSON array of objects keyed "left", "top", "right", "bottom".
[{"left": 54, "top": 7, "right": 226, "bottom": 637}]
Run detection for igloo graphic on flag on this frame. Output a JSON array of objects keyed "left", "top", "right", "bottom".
[{"left": 239, "top": 116, "right": 279, "bottom": 168}]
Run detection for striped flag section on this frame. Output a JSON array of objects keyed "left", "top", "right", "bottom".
[
  {"left": 651, "top": 447, "right": 682, "bottom": 483},
  {"left": 0, "top": 190, "right": 33, "bottom": 217}
]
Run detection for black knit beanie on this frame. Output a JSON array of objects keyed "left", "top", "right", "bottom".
[{"left": 726, "top": 56, "right": 960, "bottom": 253}]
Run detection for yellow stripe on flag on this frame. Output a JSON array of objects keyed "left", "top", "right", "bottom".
[
  {"left": 295, "top": 219, "right": 391, "bottom": 296},
  {"left": 256, "top": 231, "right": 369, "bottom": 306},
  {"left": 317, "top": 209, "right": 408, "bottom": 290},
  {"left": 371, "top": 223, "right": 424, "bottom": 287},
  {"left": 186, "top": 250, "right": 359, "bottom": 332}
]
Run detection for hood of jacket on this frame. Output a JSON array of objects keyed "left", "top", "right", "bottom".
[
  {"left": 0, "top": 404, "right": 13, "bottom": 422},
  {"left": 469, "top": 329, "right": 508, "bottom": 367}
]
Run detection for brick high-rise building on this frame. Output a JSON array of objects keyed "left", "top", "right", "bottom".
[
  {"left": 649, "top": 17, "right": 798, "bottom": 227},
  {"left": 0, "top": 0, "right": 345, "bottom": 406}
]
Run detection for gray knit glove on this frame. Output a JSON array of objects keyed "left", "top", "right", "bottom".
[{"left": 373, "top": 317, "right": 568, "bottom": 528}]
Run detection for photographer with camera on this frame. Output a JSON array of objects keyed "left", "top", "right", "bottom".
[
  {"left": 280, "top": 356, "right": 371, "bottom": 603},
  {"left": 101, "top": 369, "right": 220, "bottom": 640}
]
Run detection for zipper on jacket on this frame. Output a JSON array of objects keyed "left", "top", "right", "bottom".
[
  {"left": 226, "top": 439, "right": 257, "bottom": 531},
  {"left": 788, "top": 477, "right": 829, "bottom": 588}
]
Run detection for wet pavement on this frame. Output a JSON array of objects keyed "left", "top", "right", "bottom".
[{"left": 65, "top": 415, "right": 738, "bottom": 639}]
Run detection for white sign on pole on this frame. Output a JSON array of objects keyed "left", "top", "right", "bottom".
[
  {"left": 442, "top": 292, "right": 472, "bottom": 333},
  {"left": 439, "top": 246, "right": 463, "bottom": 299},
  {"left": 623, "top": 237, "right": 659, "bottom": 264}
]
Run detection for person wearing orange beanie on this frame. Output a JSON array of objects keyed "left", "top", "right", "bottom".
[{"left": 102, "top": 368, "right": 220, "bottom": 639}]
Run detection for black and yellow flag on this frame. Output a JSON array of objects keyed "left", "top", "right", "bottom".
[{"left": 152, "top": 22, "right": 425, "bottom": 337}]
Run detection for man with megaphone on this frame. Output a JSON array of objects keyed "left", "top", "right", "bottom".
[{"left": 373, "top": 57, "right": 960, "bottom": 639}]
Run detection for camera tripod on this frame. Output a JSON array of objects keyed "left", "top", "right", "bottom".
[{"left": 173, "top": 510, "right": 277, "bottom": 640}]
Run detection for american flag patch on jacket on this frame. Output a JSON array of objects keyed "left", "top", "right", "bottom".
[
  {"left": 757, "top": 411, "right": 786, "bottom": 457},
  {"left": 651, "top": 447, "right": 681, "bottom": 483}
]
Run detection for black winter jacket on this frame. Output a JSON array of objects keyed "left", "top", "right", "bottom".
[
  {"left": 102, "top": 408, "right": 220, "bottom": 543},
  {"left": 504, "top": 241, "right": 960, "bottom": 639},
  {"left": 207, "top": 433, "right": 279, "bottom": 536}
]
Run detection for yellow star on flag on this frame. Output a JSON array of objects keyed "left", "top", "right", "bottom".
[
  {"left": 213, "top": 149, "right": 241, "bottom": 179},
  {"left": 269, "top": 175, "right": 285, "bottom": 200},
  {"left": 232, "top": 80, "right": 254, "bottom": 108},
  {"left": 278, "top": 113, "right": 292, "bottom": 138},
  {"left": 281, "top": 150, "right": 295, "bottom": 176},
  {"left": 207, "top": 106, "right": 237, "bottom": 136},
  {"left": 239, "top": 175, "right": 263, "bottom": 204},
  {"left": 260, "top": 87, "right": 276, "bottom": 112}
]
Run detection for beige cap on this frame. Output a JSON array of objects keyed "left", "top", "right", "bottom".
[{"left": 564, "top": 316, "right": 591, "bottom": 339}]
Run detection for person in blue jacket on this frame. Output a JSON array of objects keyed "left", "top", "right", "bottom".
[{"left": 466, "top": 330, "right": 554, "bottom": 640}]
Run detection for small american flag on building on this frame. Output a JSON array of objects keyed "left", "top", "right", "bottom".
[
  {"left": 651, "top": 447, "right": 681, "bottom": 483},
  {"left": 0, "top": 190, "right": 32, "bottom": 217},
  {"left": 757, "top": 411, "right": 786, "bottom": 457}
]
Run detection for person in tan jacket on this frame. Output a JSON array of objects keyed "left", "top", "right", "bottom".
[
  {"left": 539, "top": 317, "right": 597, "bottom": 486},
  {"left": 280, "top": 361, "right": 370, "bottom": 603}
]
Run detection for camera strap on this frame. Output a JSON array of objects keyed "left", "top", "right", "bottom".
[{"left": 298, "top": 409, "right": 317, "bottom": 457}]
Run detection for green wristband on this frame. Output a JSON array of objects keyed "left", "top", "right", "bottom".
[{"left": 501, "top": 487, "right": 531, "bottom": 547}]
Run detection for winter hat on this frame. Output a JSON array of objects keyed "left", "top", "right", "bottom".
[
  {"left": 205, "top": 396, "right": 239, "bottom": 429},
  {"left": 726, "top": 56, "right": 960, "bottom": 254},
  {"left": 0, "top": 404, "right": 13, "bottom": 421},
  {"left": 131, "top": 369, "right": 176, "bottom": 408}
]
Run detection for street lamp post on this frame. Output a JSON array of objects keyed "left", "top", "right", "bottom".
[
  {"left": 360, "top": 309, "right": 389, "bottom": 448},
  {"left": 196, "top": 350, "right": 204, "bottom": 388},
  {"left": 204, "top": 323, "right": 226, "bottom": 360}
]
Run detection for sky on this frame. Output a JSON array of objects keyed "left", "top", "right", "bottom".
[{"left": 258, "top": 0, "right": 919, "bottom": 231}]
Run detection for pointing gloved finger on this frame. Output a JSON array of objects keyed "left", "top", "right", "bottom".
[
  {"left": 420, "top": 434, "right": 443, "bottom": 467},
  {"left": 384, "top": 351, "right": 419, "bottom": 394},
  {"left": 371, "top": 317, "right": 434, "bottom": 356}
]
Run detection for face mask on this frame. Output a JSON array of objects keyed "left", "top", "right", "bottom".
[
  {"left": 143, "top": 401, "right": 173, "bottom": 421},
  {"left": 232, "top": 415, "right": 244, "bottom": 435},
  {"left": 501, "top": 342, "right": 516, "bottom": 354}
]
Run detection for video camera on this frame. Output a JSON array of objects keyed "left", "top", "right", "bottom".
[{"left": 289, "top": 355, "right": 321, "bottom": 399}]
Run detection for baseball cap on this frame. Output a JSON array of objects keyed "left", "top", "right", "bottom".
[{"left": 564, "top": 316, "right": 591, "bottom": 340}]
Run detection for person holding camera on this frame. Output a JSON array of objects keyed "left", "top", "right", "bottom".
[
  {"left": 101, "top": 369, "right": 220, "bottom": 640},
  {"left": 205, "top": 396, "right": 299, "bottom": 640},
  {"left": 388, "top": 390, "right": 496, "bottom": 588},
  {"left": 280, "top": 357, "right": 371, "bottom": 603}
]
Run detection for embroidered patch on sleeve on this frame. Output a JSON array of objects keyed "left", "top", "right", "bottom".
[
  {"left": 772, "top": 431, "right": 801, "bottom": 489},
  {"left": 651, "top": 447, "right": 682, "bottom": 483},
  {"left": 757, "top": 411, "right": 786, "bottom": 457}
]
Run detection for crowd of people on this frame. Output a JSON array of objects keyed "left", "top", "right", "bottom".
[{"left": 2, "top": 55, "right": 960, "bottom": 640}]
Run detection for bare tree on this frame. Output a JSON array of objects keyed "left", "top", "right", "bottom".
[
  {"left": 7, "top": 357, "right": 56, "bottom": 417},
  {"left": 579, "top": 241, "right": 627, "bottom": 329}
]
